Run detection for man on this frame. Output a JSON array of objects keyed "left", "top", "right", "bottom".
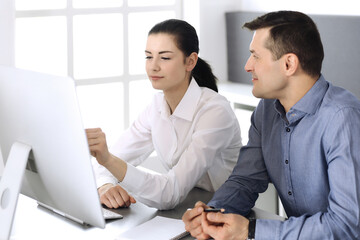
[{"left": 182, "top": 11, "right": 360, "bottom": 240}]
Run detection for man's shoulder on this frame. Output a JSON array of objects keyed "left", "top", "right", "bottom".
[{"left": 323, "top": 84, "right": 360, "bottom": 111}]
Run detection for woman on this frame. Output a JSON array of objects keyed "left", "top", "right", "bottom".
[{"left": 87, "top": 19, "right": 242, "bottom": 210}]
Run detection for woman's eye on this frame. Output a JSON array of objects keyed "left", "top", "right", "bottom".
[
  {"left": 145, "top": 56, "right": 152, "bottom": 60},
  {"left": 161, "top": 57, "right": 170, "bottom": 60}
]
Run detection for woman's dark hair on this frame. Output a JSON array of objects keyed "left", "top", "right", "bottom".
[
  {"left": 243, "top": 11, "right": 324, "bottom": 77},
  {"left": 149, "top": 19, "right": 218, "bottom": 92}
]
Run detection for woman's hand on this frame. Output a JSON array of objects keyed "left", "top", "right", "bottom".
[
  {"left": 98, "top": 183, "right": 136, "bottom": 208},
  {"left": 86, "top": 128, "right": 111, "bottom": 166}
]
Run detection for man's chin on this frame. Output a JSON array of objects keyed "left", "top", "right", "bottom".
[{"left": 252, "top": 89, "right": 262, "bottom": 99}]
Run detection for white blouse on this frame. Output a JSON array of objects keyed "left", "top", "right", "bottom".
[{"left": 94, "top": 79, "right": 242, "bottom": 210}]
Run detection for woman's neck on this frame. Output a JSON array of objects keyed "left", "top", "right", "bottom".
[
  {"left": 164, "top": 89, "right": 186, "bottom": 115},
  {"left": 164, "top": 79, "right": 191, "bottom": 114}
]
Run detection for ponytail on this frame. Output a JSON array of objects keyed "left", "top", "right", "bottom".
[{"left": 192, "top": 57, "right": 218, "bottom": 92}]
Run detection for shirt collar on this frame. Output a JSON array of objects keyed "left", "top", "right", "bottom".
[
  {"left": 160, "top": 78, "right": 202, "bottom": 121},
  {"left": 290, "top": 74, "right": 329, "bottom": 115},
  {"left": 274, "top": 75, "right": 329, "bottom": 123}
]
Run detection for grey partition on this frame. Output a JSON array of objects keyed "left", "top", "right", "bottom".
[{"left": 226, "top": 11, "right": 360, "bottom": 99}]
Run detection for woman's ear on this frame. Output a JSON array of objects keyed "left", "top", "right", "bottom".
[
  {"left": 284, "top": 53, "right": 299, "bottom": 76},
  {"left": 186, "top": 52, "right": 198, "bottom": 72}
]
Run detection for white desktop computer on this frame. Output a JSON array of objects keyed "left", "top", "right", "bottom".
[{"left": 0, "top": 66, "right": 106, "bottom": 239}]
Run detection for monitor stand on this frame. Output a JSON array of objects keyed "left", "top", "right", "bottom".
[{"left": 0, "top": 142, "right": 31, "bottom": 240}]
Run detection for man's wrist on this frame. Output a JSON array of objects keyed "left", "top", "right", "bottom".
[{"left": 247, "top": 218, "right": 256, "bottom": 240}]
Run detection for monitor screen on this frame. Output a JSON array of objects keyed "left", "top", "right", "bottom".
[{"left": 0, "top": 66, "right": 105, "bottom": 236}]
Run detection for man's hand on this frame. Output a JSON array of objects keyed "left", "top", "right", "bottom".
[
  {"left": 98, "top": 183, "right": 136, "bottom": 208},
  {"left": 182, "top": 201, "right": 211, "bottom": 240},
  {"left": 201, "top": 211, "right": 249, "bottom": 240}
]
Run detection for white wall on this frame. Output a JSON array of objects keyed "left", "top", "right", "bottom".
[
  {"left": 0, "top": 0, "right": 15, "bottom": 67},
  {"left": 197, "top": 0, "right": 242, "bottom": 82},
  {"left": 197, "top": 0, "right": 360, "bottom": 82}
]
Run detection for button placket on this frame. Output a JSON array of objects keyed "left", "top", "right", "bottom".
[{"left": 283, "top": 123, "right": 294, "bottom": 202}]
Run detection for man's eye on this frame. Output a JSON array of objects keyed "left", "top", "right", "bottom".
[
  {"left": 145, "top": 56, "right": 152, "bottom": 60},
  {"left": 161, "top": 57, "right": 170, "bottom": 60}
]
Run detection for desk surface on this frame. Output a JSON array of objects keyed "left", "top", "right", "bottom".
[
  {"left": 10, "top": 188, "right": 283, "bottom": 240},
  {"left": 10, "top": 188, "right": 212, "bottom": 240}
]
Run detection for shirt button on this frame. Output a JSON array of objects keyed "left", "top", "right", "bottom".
[
  {"left": 285, "top": 159, "right": 289, "bottom": 164},
  {"left": 286, "top": 127, "right": 291, "bottom": 132},
  {"left": 288, "top": 191, "right": 292, "bottom": 196}
]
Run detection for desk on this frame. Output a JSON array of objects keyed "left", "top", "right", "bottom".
[
  {"left": 9, "top": 188, "right": 212, "bottom": 240},
  {"left": 10, "top": 188, "right": 284, "bottom": 240}
]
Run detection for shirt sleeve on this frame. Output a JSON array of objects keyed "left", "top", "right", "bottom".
[
  {"left": 92, "top": 158, "right": 118, "bottom": 188},
  {"left": 93, "top": 103, "right": 155, "bottom": 189},
  {"left": 110, "top": 104, "right": 155, "bottom": 166},
  {"left": 121, "top": 101, "right": 240, "bottom": 210},
  {"left": 208, "top": 104, "right": 269, "bottom": 215}
]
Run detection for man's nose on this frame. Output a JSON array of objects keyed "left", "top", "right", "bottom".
[{"left": 244, "top": 56, "right": 253, "bottom": 72}]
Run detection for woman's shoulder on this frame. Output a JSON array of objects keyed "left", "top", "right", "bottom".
[
  {"left": 200, "top": 87, "right": 231, "bottom": 106},
  {"left": 195, "top": 87, "right": 237, "bottom": 119}
]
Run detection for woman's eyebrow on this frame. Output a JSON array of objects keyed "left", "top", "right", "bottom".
[
  {"left": 145, "top": 50, "right": 174, "bottom": 54},
  {"left": 158, "top": 50, "right": 173, "bottom": 54}
]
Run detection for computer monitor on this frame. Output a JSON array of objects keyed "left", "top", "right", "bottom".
[{"left": 0, "top": 66, "right": 105, "bottom": 239}]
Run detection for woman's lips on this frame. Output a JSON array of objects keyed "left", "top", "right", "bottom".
[{"left": 150, "top": 76, "right": 163, "bottom": 81}]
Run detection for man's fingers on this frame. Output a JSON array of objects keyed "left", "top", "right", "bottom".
[
  {"left": 187, "top": 203, "right": 206, "bottom": 220},
  {"left": 183, "top": 201, "right": 206, "bottom": 228},
  {"left": 202, "top": 212, "right": 222, "bottom": 239},
  {"left": 193, "top": 227, "right": 211, "bottom": 240},
  {"left": 206, "top": 211, "right": 227, "bottom": 224},
  {"left": 194, "top": 201, "right": 206, "bottom": 208}
]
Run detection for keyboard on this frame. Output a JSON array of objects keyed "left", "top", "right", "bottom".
[{"left": 102, "top": 208, "right": 123, "bottom": 220}]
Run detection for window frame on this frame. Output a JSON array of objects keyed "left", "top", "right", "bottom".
[{"left": 14, "top": 0, "right": 182, "bottom": 129}]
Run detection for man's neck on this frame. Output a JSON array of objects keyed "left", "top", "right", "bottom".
[{"left": 279, "top": 74, "right": 319, "bottom": 112}]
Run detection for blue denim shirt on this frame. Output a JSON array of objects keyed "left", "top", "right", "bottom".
[{"left": 209, "top": 75, "right": 360, "bottom": 239}]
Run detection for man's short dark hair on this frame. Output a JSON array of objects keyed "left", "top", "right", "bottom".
[{"left": 243, "top": 11, "right": 324, "bottom": 77}]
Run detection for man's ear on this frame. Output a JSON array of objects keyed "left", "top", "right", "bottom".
[
  {"left": 186, "top": 52, "right": 198, "bottom": 72},
  {"left": 284, "top": 53, "right": 299, "bottom": 76}
]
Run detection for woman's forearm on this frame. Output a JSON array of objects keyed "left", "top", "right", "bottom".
[{"left": 102, "top": 154, "right": 128, "bottom": 182}]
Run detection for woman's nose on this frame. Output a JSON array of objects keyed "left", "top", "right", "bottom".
[{"left": 149, "top": 58, "right": 160, "bottom": 72}]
